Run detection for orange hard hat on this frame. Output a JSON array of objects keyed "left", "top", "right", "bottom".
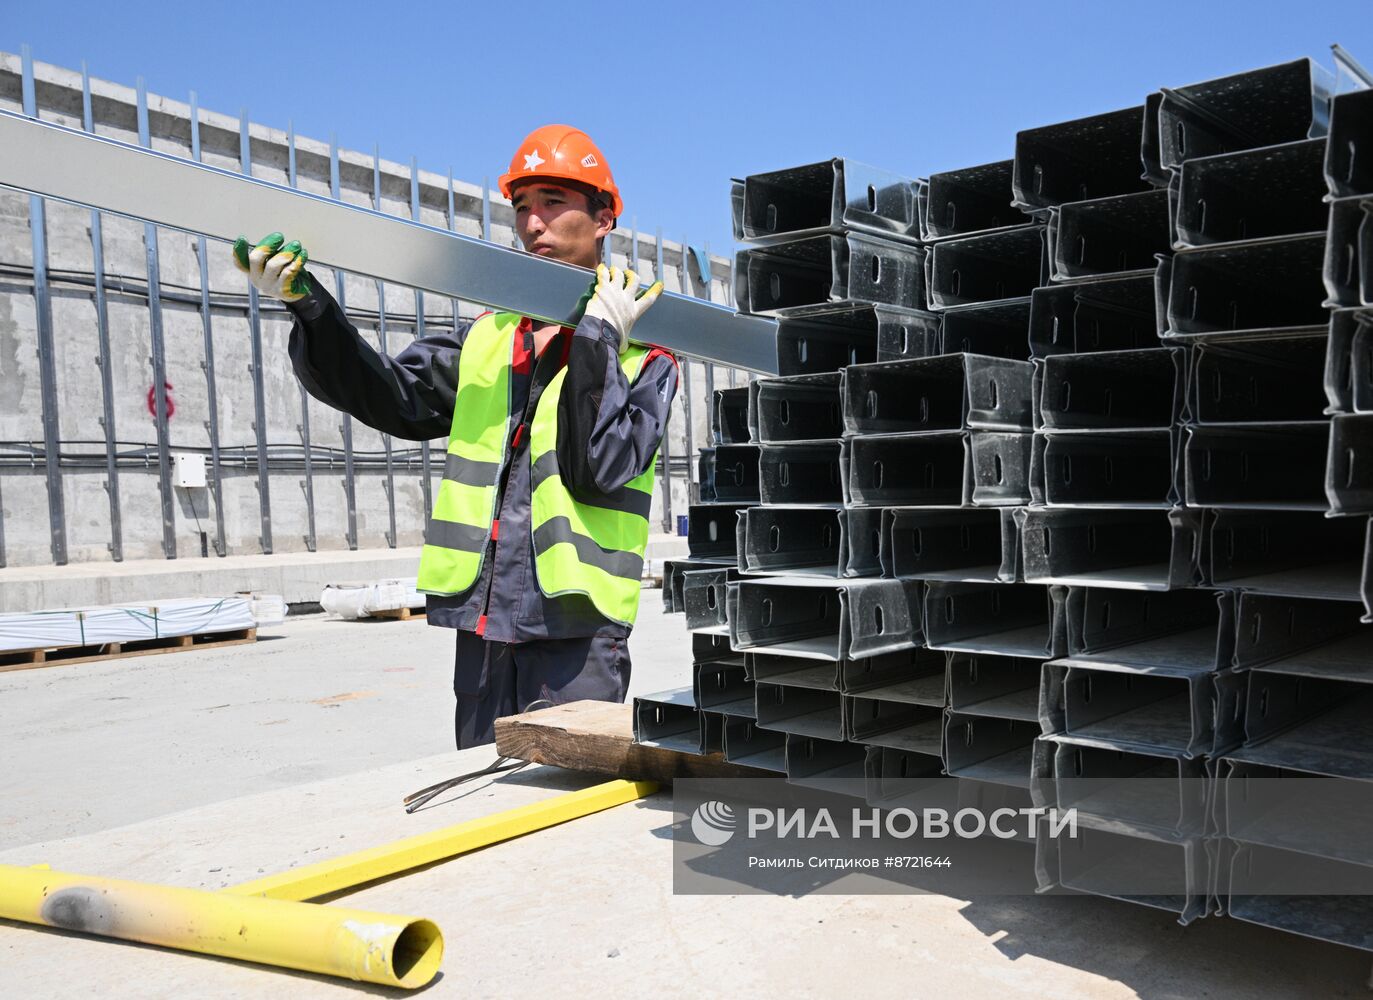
[{"left": 498, "top": 124, "right": 623, "bottom": 219}]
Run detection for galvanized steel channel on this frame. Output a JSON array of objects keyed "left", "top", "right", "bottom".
[
  {"left": 650, "top": 52, "right": 1373, "bottom": 955},
  {"left": 0, "top": 110, "right": 780, "bottom": 373}
]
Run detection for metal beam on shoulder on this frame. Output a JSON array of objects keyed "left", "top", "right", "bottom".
[{"left": 0, "top": 110, "right": 780, "bottom": 373}]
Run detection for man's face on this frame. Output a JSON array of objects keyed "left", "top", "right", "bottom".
[{"left": 511, "top": 182, "right": 614, "bottom": 269}]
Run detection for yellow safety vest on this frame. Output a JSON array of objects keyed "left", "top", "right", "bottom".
[{"left": 416, "top": 312, "right": 657, "bottom": 627}]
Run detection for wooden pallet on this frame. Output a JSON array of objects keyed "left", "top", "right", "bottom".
[
  {"left": 495, "top": 699, "right": 767, "bottom": 783},
  {"left": 0, "top": 627, "right": 258, "bottom": 673},
  {"left": 367, "top": 606, "right": 426, "bottom": 621}
]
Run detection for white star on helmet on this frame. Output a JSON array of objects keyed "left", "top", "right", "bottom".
[{"left": 523, "top": 149, "right": 545, "bottom": 171}]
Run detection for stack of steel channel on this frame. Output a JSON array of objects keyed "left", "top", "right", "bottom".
[
  {"left": 728, "top": 162, "right": 952, "bottom": 788},
  {"left": 643, "top": 55, "right": 1373, "bottom": 952},
  {"left": 640, "top": 464, "right": 750, "bottom": 755},
  {"left": 642, "top": 159, "right": 943, "bottom": 777},
  {"left": 1139, "top": 57, "right": 1373, "bottom": 940},
  {"left": 1208, "top": 67, "right": 1373, "bottom": 948},
  {"left": 1021, "top": 85, "right": 1238, "bottom": 929},
  {"left": 1029, "top": 57, "right": 1373, "bottom": 937}
]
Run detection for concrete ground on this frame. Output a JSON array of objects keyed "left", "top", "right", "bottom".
[
  {"left": 0, "top": 593, "right": 692, "bottom": 847},
  {"left": 1, "top": 597, "right": 1369, "bottom": 997}
]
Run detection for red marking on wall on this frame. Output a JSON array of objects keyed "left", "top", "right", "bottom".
[{"left": 147, "top": 381, "right": 175, "bottom": 420}]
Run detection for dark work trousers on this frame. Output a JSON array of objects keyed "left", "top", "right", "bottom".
[{"left": 452, "top": 630, "right": 632, "bottom": 749}]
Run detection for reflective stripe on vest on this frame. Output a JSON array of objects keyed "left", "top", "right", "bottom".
[
  {"left": 415, "top": 312, "right": 518, "bottom": 595},
  {"left": 529, "top": 346, "right": 656, "bottom": 627}
]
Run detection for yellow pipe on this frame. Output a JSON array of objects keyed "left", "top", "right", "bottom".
[
  {"left": 0, "top": 864, "right": 442, "bottom": 989},
  {"left": 227, "top": 778, "right": 659, "bottom": 902}
]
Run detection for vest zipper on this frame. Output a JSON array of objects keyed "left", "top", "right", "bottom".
[
  {"left": 473, "top": 328, "right": 564, "bottom": 640},
  {"left": 475, "top": 419, "right": 523, "bottom": 639}
]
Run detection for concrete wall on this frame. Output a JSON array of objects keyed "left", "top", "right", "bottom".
[{"left": 0, "top": 52, "right": 744, "bottom": 568}]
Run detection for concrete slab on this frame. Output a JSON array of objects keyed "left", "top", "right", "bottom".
[
  {"left": 0, "top": 547, "right": 428, "bottom": 613},
  {"left": 0, "top": 536, "right": 689, "bottom": 613}
]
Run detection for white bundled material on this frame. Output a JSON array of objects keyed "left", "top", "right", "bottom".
[
  {"left": 0, "top": 610, "right": 89, "bottom": 653},
  {"left": 152, "top": 597, "right": 256, "bottom": 638},
  {"left": 320, "top": 578, "right": 425, "bottom": 620},
  {"left": 78, "top": 605, "right": 160, "bottom": 644},
  {"left": 0, "top": 606, "right": 159, "bottom": 652},
  {"left": 241, "top": 592, "right": 286, "bottom": 626},
  {"left": 369, "top": 578, "right": 424, "bottom": 612},
  {"left": 369, "top": 580, "right": 409, "bottom": 612},
  {"left": 0, "top": 596, "right": 255, "bottom": 653},
  {"left": 319, "top": 585, "right": 370, "bottom": 620}
]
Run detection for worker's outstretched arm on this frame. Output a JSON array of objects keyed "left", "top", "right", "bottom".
[
  {"left": 234, "top": 233, "right": 459, "bottom": 441},
  {"left": 557, "top": 266, "right": 677, "bottom": 498}
]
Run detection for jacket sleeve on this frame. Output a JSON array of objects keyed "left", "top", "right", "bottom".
[
  {"left": 286, "top": 277, "right": 464, "bottom": 441},
  {"left": 555, "top": 315, "right": 678, "bottom": 499}
]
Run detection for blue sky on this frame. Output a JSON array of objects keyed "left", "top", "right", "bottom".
[{"left": 9, "top": 1, "right": 1373, "bottom": 254}]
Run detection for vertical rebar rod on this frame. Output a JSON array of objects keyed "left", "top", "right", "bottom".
[
  {"left": 376, "top": 290, "right": 398, "bottom": 550},
  {"left": 188, "top": 89, "right": 225, "bottom": 556},
  {"left": 446, "top": 169, "right": 463, "bottom": 329},
  {"left": 655, "top": 228, "right": 672, "bottom": 530},
  {"left": 374, "top": 147, "right": 397, "bottom": 548},
  {"left": 701, "top": 240, "right": 715, "bottom": 407},
  {"left": 481, "top": 177, "right": 491, "bottom": 241},
  {"left": 140, "top": 78, "right": 176, "bottom": 559},
  {"left": 289, "top": 120, "right": 317, "bottom": 552},
  {"left": 84, "top": 62, "right": 124, "bottom": 560},
  {"left": 678, "top": 236, "right": 696, "bottom": 503},
  {"left": 22, "top": 47, "right": 68, "bottom": 565},
  {"left": 658, "top": 410, "right": 673, "bottom": 533},
  {"left": 330, "top": 135, "right": 359, "bottom": 550},
  {"left": 411, "top": 157, "right": 432, "bottom": 521},
  {"left": 239, "top": 109, "right": 273, "bottom": 553}
]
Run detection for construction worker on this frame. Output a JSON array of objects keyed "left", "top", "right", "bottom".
[{"left": 233, "top": 125, "right": 678, "bottom": 748}]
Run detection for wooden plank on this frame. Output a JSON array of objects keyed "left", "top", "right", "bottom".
[
  {"left": 494, "top": 699, "right": 768, "bottom": 783},
  {"left": 0, "top": 628, "right": 257, "bottom": 674},
  {"left": 369, "top": 606, "right": 425, "bottom": 621}
]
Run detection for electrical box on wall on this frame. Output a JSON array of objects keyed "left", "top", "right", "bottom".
[{"left": 173, "top": 452, "right": 207, "bottom": 489}]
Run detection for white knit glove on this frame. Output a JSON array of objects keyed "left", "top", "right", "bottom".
[{"left": 582, "top": 264, "right": 665, "bottom": 352}]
